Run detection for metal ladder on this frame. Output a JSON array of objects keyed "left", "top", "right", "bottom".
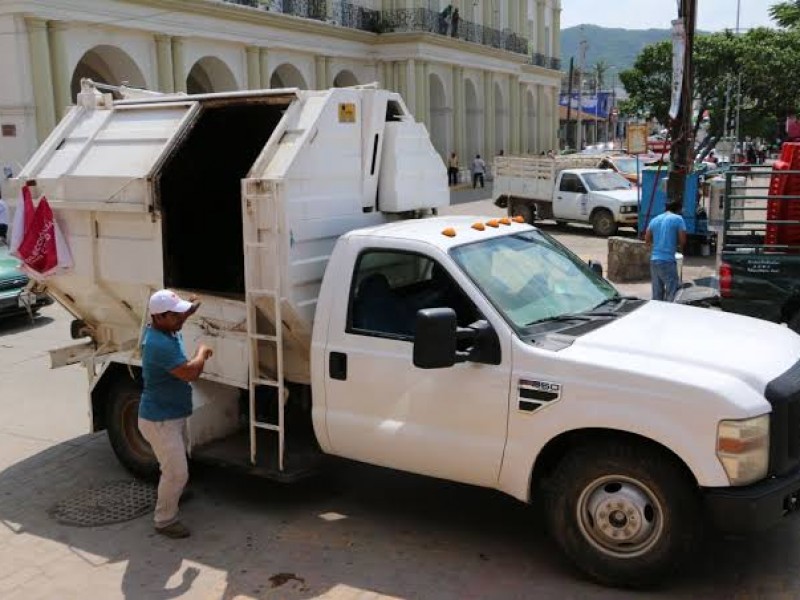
[{"left": 242, "top": 179, "right": 286, "bottom": 471}]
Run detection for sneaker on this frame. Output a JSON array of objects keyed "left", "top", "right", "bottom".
[{"left": 155, "top": 521, "right": 191, "bottom": 539}]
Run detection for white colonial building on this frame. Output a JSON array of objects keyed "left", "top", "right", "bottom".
[{"left": 0, "top": 0, "right": 562, "bottom": 173}]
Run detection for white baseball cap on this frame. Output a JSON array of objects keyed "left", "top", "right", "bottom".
[{"left": 149, "top": 289, "right": 193, "bottom": 315}]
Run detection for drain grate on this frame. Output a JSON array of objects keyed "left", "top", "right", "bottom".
[{"left": 50, "top": 480, "right": 157, "bottom": 527}]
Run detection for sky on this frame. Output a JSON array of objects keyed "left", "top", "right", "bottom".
[{"left": 560, "top": 0, "right": 775, "bottom": 32}]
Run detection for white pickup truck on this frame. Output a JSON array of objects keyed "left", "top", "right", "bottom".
[
  {"left": 493, "top": 155, "right": 640, "bottom": 236},
  {"left": 8, "top": 81, "right": 800, "bottom": 588}
]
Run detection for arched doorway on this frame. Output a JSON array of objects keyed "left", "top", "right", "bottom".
[
  {"left": 186, "top": 56, "right": 238, "bottom": 94},
  {"left": 270, "top": 63, "right": 308, "bottom": 89},
  {"left": 526, "top": 89, "right": 537, "bottom": 153},
  {"left": 494, "top": 82, "right": 507, "bottom": 156},
  {"left": 428, "top": 73, "right": 449, "bottom": 158},
  {"left": 70, "top": 45, "right": 147, "bottom": 99},
  {"left": 333, "top": 70, "right": 359, "bottom": 87},
  {"left": 465, "top": 78, "right": 482, "bottom": 159}
]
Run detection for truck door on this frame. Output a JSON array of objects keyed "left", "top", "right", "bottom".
[
  {"left": 322, "top": 243, "right": 512, "bottom": 488},
  {"left": 556, "top": 173, "right": 589, "bottom": 221}
]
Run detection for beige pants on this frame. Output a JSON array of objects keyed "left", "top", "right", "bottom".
[{"left": 138, "top": 417, "right": 189, "bottom": 528}]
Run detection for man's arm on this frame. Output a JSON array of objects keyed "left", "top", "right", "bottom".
[
  {"left": 644, "top": 228, "right": 653, "bottom": 245},
  {"left": 678, "top": 229, "right": 687, "bottom": 251},
  {"left": 170, "top": 345, "right": 213, "bottom": 382}
]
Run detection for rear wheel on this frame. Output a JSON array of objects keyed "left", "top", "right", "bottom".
[
  {"left": 510, "top": 201, "right": 535, "bottom": 224},
  {"left": 788, "top": 311, "right": 800, "bottom": 334},
  {"left": 591, "top": 209, "right": 618, "bottom": 237},
  {"left": 544, "top": 441, "right": 701, "bottom": 587},
  {"left": 106, "top": 374, "right": 159, "bottom": 481}
]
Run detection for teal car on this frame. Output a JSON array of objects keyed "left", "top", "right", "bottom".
[{"left": 0, "top": 245, "right": 52, "bottom": 318}]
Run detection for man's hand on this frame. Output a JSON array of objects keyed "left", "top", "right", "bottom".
[{"left": 199, "top": 344, "right": 213, "bottom": 360}]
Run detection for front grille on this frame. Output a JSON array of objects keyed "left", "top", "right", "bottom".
[
  {"left": 0, "top": 276, "right": 28, "bottom": 292},
  {"left": 765, "top": 359, "right": 800, "bottom": 476}
]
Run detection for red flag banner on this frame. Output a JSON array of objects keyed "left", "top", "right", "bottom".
[{"left": 16, "top": 196, "right": 59, "bottom": 275}]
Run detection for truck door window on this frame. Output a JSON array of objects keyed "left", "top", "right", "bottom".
[
  {"left": 560, "top": 174, "right": 580, "bottom": 193},
  {"left": 348, "top": 250, "right": 480, "bottom": 340}
]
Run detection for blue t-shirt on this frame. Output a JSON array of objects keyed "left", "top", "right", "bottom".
[
  {"left": 648, "top": 211, "right": 686, "bottom": 262},
  {"left": 139, "top": 326, "right": 193, "bottom": 421}
]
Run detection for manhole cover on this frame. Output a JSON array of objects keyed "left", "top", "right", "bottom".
[{"left": 50, "top": 480, "right": 157, "bottom": 527}]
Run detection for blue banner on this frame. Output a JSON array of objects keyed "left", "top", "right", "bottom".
[{"left": 559, "top": 92, "right": 613, "bottom": 119}]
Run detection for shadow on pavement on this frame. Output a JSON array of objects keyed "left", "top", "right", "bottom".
[
  {"left": 2, "top": 434, "right": 800, "bottom": 598},
  {"left": 0, "top": 314, "right": 54, "bottom": 337}
]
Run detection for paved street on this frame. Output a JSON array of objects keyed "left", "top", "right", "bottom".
[{"left": 0, "top": 203, "right": 790, "bottom": 600}]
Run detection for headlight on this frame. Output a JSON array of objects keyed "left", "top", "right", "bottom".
[
  {"left": 619, "top": 205, "right": 638, "bottom": 214},
  {"left": 717, "top": 415, "right": 769, "bottom": 486}
]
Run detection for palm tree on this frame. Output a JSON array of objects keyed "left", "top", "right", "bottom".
[
  {"left": 770, "top": 1, "right": 800, "bottom": 28},
  {"left": 593, "top": 60, "right": 609, "bottom": 92}
]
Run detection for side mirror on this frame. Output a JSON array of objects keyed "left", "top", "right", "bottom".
[
  {"left": 413, "top": 308, "right": 457, "bottom": 369},
  {"left": 588, "top": 260, "right": 604, "bottom": 278},
  {"left": 413, "top": 309, "right": 502, "bottom": 369}
]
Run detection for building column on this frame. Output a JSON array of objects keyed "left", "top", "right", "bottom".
[
  {"left": 246, "top": 46, "right": 260, "bottom": 90},
  {"left": 422, "top": 62, "right": 430, "bottom": 128},
  {"left": 536, "top": 0, "right": 546, "bottom": 55},
  {"left": 259, "top": 48, "right": 270, "bottom": 88},
  {"left": 452, "top": 66, "right": 466, "bottom": 165},
  {"left": 482, "top": 0, "right": 492, "bottom": 27},
  {"left": 551, "top": 86, "right": 560, "bottom": 150},
  {"left": 552, "top": 7, "right": 562, "bottom": 61},
  {"left": 47, "top": 21, "right": 70, "bottom": 121},
  {"left": 397, "top": 60, "right": 409, "bottom": 106},
  {"left": 483, "top": 71, "right": 495, "bottom": 161},
  {"left": 510, "top": 75, "right": 520, "bottom": 154},
  {"left": 171, "top": 37, "right": 186, "bottom": 93},
  {"left": 25, "top": 17, "right": 56, "bottom": 143},
  {"left": 315, "top": 55, "right": 330, "bottom": 89},
  {"left": 518, "top": 0, "right": 528, "bottom": 42},
  {"left": 414, "top": 60, "right": 424, "bottom": 123},
  {"left": 520, "top": 82, "right": 529, "bottom": 154},
  {"left": 155, "top": 34, "right": 174, "bottom": 93},
  {"left": 536, "top": 84, "right": 545, "bottom": 153}
]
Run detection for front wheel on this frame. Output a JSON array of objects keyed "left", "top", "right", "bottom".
[
  {"left": 106, "top": 373, "right": 159, "bottom": 481},
  {"left": 591, "top": 209, "right": 618, "bottom": 237},
  {"left": 509, "top": 201, "right": 535, "bottom": 225},
  {"left": 544, "top": 441, "right": 701, "bottom": 587}
]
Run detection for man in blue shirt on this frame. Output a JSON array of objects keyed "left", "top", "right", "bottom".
[
  {"left": 645, "top": 200, "right": 687, "bottom": 302},
  {"left": 138, "top": 289, "right": 212, "bottom": 538}
]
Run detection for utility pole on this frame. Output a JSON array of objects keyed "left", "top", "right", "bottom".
[
  {"left": 566, "top": 57, "right": 575, "bottom": 150},
  {"left": 576, "top": 35, "right": 587, "bottom": 151},
  {"left": 667, "top": 0, "right": 696, "bottom": 206},
  {"left": 733, "top": 0, "right": 742, "bottom": 156}
]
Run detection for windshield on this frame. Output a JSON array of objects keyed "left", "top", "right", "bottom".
[
  {"left": 613, "top": 158, "right": 637, "bottom": 175},
  {"left": 450, "top": 230, "right": 618, "bottom": 330},
  {"left": 583, "top": 171, "right": 633, "bottom": 191}
]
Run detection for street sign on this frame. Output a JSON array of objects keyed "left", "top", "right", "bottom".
[{"left": 627, "top": 124, "right": 648, "bottom": 154}]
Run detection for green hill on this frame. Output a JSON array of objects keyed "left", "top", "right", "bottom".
[{"left": 560, "top": 25, "right": 673, "bottom": 72}]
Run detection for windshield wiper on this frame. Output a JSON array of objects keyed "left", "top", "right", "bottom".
[
  {"left": 591, "top": 295, "right": 638, "bottom": 311},
  {"left": 525, "top": 310, "right": 620, "bottom": 326}
]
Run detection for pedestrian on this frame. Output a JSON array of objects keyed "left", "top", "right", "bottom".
[
  {"left": 645, "top": 200, "right": 686, "bottom": 302},
  {"left": 746, "top": 143, "right": 757, "bottom": 165},
  {"left": 450, "top": 8, "right": 459, "bottom": 37},
  {"left": 438, "top": 4, "right": 452, "bottom": 35},
  {"left": 471, "top": 154, "right": 486, "bottom": 189},
  {"left": 138, "top": 289, "right": 212, "bottom": 539},
  {"left": 447, "top": 152, "right": 459, "bottom": 186},
  {"left": 0, "top": 195, "right": 7, "bottom": 245}
]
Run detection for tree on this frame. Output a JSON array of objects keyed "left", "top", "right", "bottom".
[
  {"left": 770, "top": 1, "right": 800, "bottom": 28},
  {"left": 593, "top": 59, "right": 610, "bottom": 91},
  {"left": 619, "top": 27, "right": 800, "bottom": 142}
]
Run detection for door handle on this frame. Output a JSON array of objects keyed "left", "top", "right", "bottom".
[{"left": 329, "top": 352, "right": 347, "bottom": 381}]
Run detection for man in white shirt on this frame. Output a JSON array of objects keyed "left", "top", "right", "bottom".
[{"left": 471, "top": 154, "right": 486, "bottom": 189}]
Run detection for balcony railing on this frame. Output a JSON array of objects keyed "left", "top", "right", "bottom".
[{"left": 220, "top": 0, "right": 560, "bottom": 68}]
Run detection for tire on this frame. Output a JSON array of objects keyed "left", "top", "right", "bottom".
[
  {"left": 106, "top": 373, "right": 160, "bottom": 481},
  {"left": 788, "top": 311, "right": 800, "bottom": 334},
  {"left": 510, "top": 201, "right": 535, "bottom": 224},
  {"left": 591, "top": 209, "right": 618, "bottom": 237},
  {"left": 544, "top": 441, "right": 701, "bottom": 588}
]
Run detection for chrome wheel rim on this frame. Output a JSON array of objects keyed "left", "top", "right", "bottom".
[{"left": 576, "top": 475, "right": 664, "bottom": 558}]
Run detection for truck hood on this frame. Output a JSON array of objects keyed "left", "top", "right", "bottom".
[
  {"left": 590, "top": 189, "right": 639, "bottom": 204},
  {"left": 570, "top": 301, "right": 800, "bottom": 393}
]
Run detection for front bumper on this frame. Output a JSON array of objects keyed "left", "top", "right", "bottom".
[{"left": 703, "top": 467, "right": 800, "bottom": 533}]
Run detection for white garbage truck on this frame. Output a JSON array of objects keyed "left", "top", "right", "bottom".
[
  {"left": 493, "top": 155, "right": 640, "bottom": 236},
  {"left": 8, "top": 81, "right": 800, "bottom": 587}
]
